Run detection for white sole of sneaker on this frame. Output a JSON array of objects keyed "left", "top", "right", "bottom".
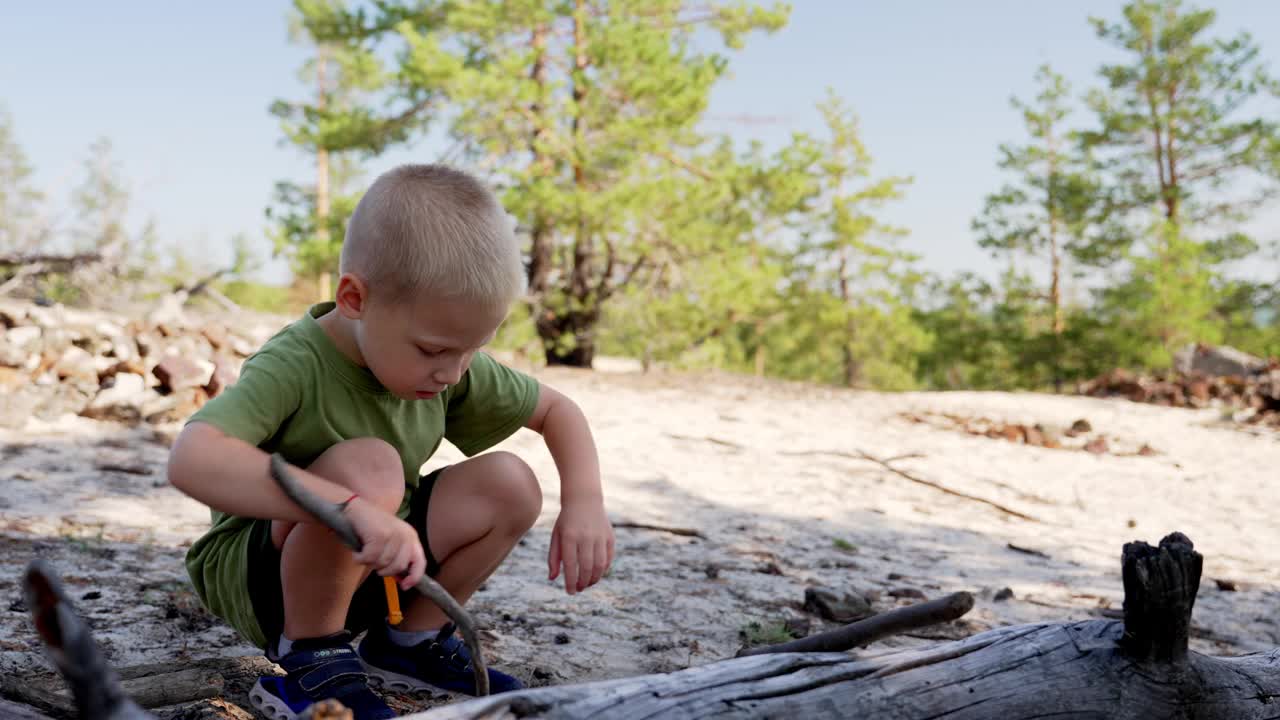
[
  {"left": 249, "top": 682, "right": 300, "bottom": 720},
  {"left": 363, "top": 663, "right": 439, "bottom": 694}
]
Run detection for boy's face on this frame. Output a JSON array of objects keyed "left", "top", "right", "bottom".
[{"left": 353, "top": 292, "right": 507, "bottom": 401}]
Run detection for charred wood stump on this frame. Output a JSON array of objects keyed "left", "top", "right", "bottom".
[{"left": 410, "top": 532, "right": 1279, "bottom": 719}]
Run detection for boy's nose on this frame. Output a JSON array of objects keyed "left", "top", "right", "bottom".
[{"left": 433, "top": 359, "right": 464, "bottom": 385}]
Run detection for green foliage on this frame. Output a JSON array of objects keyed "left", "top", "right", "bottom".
[
  {"left": 738, "top": 619, "right": 796, "bottom": 648},
  {"left": 267, "top": 0, "right": 1277, "bottom": 390},
  {"left": 1083, "top": 0, "right": 1280, "bottom": 227},
  {"left": 0, "top": 106, "right": 47, "bottom": 254},
  {"left": 218, "top": 280, "right": 307, "bottom": 316}
]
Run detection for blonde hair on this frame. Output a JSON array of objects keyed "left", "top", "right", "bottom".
[{"left": 340, "top": 164, "right": 525, "bottom": 307}]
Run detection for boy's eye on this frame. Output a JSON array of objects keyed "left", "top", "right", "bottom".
[{"left": 418, "top": 346, "right": 445, "bottom": 357}]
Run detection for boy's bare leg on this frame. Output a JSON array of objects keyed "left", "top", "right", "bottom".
[
  {"left": 272, "top": 438, "right": 407, "bottom": 642},
  {"left": 399, "top": 451, "right": 542, "bottom": 631}
]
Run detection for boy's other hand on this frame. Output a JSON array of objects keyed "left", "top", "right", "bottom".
[
  {"left": 344, "top": 497, "right": 427, "bottom": 590},
  {"left": 548, "top": 499, "right": 615, "bottom": 595}
]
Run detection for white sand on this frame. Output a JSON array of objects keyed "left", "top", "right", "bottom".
[{"left": 2, "top": 364, "right": 1277, "bottom": 701}]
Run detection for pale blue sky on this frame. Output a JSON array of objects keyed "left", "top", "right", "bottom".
[{"left": 3, "top": 1, "right": 1278, "bottom": 284}]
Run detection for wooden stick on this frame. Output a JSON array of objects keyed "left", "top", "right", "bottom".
[
  {"left": 737, "top": 591, "right": 975, "bottom": 657},
  {"left": 268, "top": 454, "right": 489, "bottom": 696},
  {"left": 612, "top": 521, "right": 705, "bottom": 539},
  {"left": 854, "top": 450, "right": 1040, "bottom": 523}
]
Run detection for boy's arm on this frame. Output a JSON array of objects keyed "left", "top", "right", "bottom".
[
  {"left": 168, "top": 422, "right": 355, "bottom": 522},
  {"left": 524, "top": 382, "right": 614, "bottom": 595},
  {"left": 169, "top": 422, "right": 428, "bottom": 588}
]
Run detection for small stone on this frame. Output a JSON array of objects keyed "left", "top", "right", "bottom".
[
  {"left": 803, "top": 586, "right": 874, "bottom": 623},
  {"left": 1137, "top": 444, "right": 1158, "bottom": 456},
  {"left": 1127, "top": 518, "right": 1137, "bottom": 528},
  {"left": 54, "top": 345, "right": 97, "bottom": 384},
  {"left": 1084, "top": 436, "right": 1109, "bottom": 454},
  {"left": 888, "top": 587, "right": 927, "bottom": 600},
  {"left": 704, "top": 563, "right": 721, "bottom": 580},
  {"left": 1023, "top": 425, "right": 1045, "bottom": 446},
  {"left": 783, "top": 616, "right": 812, "bottom": 638},
  {"left": 201, "top": 323, "right": 230, "bottom": 350},
  {"left": 4, "top": 325, "right": 41, "bottom": 350},
  {"left": 81, "top": 372, "right": 149, "bottom": 424},
  {"left": 153, "top": 352, "right": 214, "bottom": 392},
  {"left": 993, "top": 587, "right": 1015, "bottom": 602},
  {"left": 554, "top": 633, "right": 570, "bottom": 645},
  {"left": 756, "top": 561, "right": 783, "bottom": 576},
  {"left": 1214, "top": 578, "right": 1238, "bottom": 592},
  {"left": 1070, "top": 418, "right": 1093, "bottom": 434},
  {"left": 999, "top": 425, "right": 1024, "bottom": 443},
  {"left": 204, "top": 356, "right": 239, "bottom": 398},
  {"left": 81, "top": 591, "right": 102, "bottom": 601}
]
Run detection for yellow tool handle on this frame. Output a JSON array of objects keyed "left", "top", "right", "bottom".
[{"left": 383, "top": 576, "right": 403, "bottom": 625}]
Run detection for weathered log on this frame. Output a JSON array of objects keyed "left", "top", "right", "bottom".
[
  {"left": 22, "top": 559, "right": 150, "bottom": 720},
  {"left": 24, "top": 533, "right": 1280, "bottom": 719},
  {"left": 398, "top": 532, "right": 1280, "bottom": 719},
  {"left": 0, "top": 697, "right": 57, "bottom": 720}
]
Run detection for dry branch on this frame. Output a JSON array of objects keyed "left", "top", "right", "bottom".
[
  {"left": 266, "top": 454, "right": 491, "bottom": 696},
  {"left": 612, "top": 521, "right": 705, "bottom": 539},
  {"left": 737, "top": 591, "right": 974, "bottom": 657},
  {"left": 783, "top": 448, "right": 1041, "bottom": 522}
]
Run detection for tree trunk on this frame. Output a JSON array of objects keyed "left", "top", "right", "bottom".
[
  {"left": 525, "top": 25, "right": 552, "bottom": 299},
  {"left": 409, "top": 533, "right": 1280, "bottom": 720},
  {"left": 1047, "top": 128, "right": 1064, "bottom": 394},
  {"left": 538, "top": 0, "right": 597, "bottom": 370},
  {"left": 315, "top": 45, "right": 332, "bottom": 303},
  {"left": 838, "top": 250, "right": 859, "bottom": 387},
  {"left": 537, "top": 304, "right": 598, "bottom": 367}
]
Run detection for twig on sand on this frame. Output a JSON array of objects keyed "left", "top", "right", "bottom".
[
  {"left": 781, "top": 450, "right": 926, "bottom": 464},
  {"left": 786, "top": 448, "right": 1041, "bottom": 523},
  {"left": 664, "top": 433, "right": 744, "bottom": 450},
  {"left": 1006, "top": 543, "right": 1050, "bottom": 559},
  {"left": 267, "top": 454, "right": 491, "bottom": 697},
  {"left": 613, "top": 521, "right": 706, "bottom": 539},
  {"left": 737, "top": 592, "right": 975, "bottom": 657}
]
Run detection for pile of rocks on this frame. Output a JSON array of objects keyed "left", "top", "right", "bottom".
[
  {"left": 1078, "top": 345, "right": 1280, "bottom": 427},
  {"left": 0, "top": 299, "right": 286, "bottom": 431}
]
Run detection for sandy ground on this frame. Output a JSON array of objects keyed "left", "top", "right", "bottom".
[{"left": 2, "top": 362, "right": 1278, "bottom": 716}]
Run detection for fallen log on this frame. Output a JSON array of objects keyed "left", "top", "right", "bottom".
[
  {"left": 402, "top": 532, "right": 1280, "bottom": 719},
  {"left": 23, "top": 532, "right": 1280, "bottom": 719}
]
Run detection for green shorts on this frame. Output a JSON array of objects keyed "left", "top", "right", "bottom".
[{"left": 244, "top": 467, "right": 445, "bottom": 650}]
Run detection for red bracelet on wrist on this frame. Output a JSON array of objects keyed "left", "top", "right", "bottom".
[{"left": 338, "top": 493, "right": 358, "bottom": 511}]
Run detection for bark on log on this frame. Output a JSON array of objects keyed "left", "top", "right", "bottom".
[
  {"left": 403, "top": 532, "right": 1280, "bottom": 720},
  {"left": 410, "top": 619, "right": 1280, "bottom": 719},
  {"left": 0, "top": 698, "right": 58, "bottom": 720}
]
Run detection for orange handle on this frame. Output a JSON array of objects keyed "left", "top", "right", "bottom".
[{"left": 383, "top": 576, "right": 403, "bottom": 625}]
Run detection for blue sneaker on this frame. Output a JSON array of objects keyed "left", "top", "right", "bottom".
[
  {"left": 358, "top": 622, "right": 525, "bottom": 696},
  {"left": 250, "top": 631, "right": 395, "bottom": 720}
]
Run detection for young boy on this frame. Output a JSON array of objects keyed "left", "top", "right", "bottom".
[{"left": 168, "top": 164, "right": 615, "bottom": 720}]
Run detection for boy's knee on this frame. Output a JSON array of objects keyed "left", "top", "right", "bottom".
[
  {"left": 309, "top": 437, "right": 405, "bottom": 512},
  {"left": 482, "top": 452, "right": 542, "bottom": 528}
]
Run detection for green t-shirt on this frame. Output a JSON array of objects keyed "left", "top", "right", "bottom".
[{"left": 183, "top": 302, "right": 539, "bottom": 647}]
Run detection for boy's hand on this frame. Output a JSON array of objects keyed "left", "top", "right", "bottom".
[
  {"left": 548, "top": 499, "right": 615, "bottom": 595},
  {"left": 344, "top": 497, "right": 427, "bottom": 591}
]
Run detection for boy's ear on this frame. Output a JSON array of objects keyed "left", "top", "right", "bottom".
[{"left": 334, "top": 273, "right": 369, "bottom": 319}]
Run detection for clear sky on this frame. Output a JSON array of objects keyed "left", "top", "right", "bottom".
[{"left": 3, "top": 1, "right": 1278, "bottom": 284}]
